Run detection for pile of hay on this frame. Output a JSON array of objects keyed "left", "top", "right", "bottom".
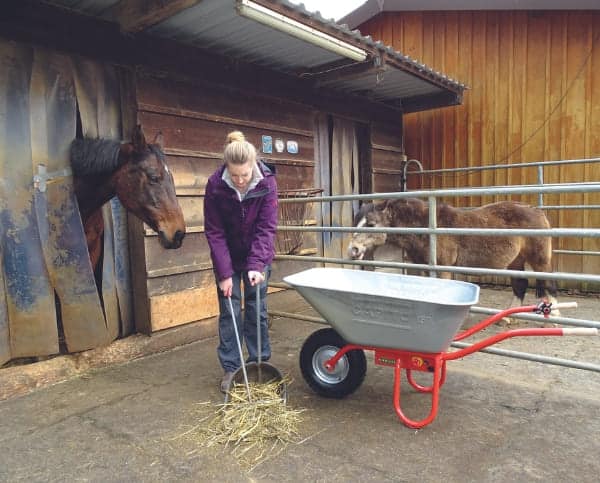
[{"left": 182, "top": 378, "right": 306, "bottom": 469}]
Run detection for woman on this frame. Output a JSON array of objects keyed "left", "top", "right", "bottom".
[{"left": 204, "top": 130, "right": 278, "bottom": 393}]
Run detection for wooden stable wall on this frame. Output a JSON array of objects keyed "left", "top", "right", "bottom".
[
  {"left": 370, "top": 121, "right": 405, "bottom": 193},
  {"left": 359, "top": 10, "right": 600, "bottom": 284},
  {"left": 130, "top": 72, "right": 317, "bottom": 333}
]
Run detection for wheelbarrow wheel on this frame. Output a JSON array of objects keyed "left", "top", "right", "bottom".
[{"left": 300, "top": 328, "right": 366, "bottom": 399}]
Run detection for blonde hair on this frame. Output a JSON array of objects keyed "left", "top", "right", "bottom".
[{"left": 223, "top": 130, "right": 257, "bottom": 165}]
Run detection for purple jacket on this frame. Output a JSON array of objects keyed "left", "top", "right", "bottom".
[{"left": 204, "top": 161, "right": 278, "bottom": 280}]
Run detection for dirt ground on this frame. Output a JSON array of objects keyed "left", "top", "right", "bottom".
[{"left": 0, "top": 286, "right": 599, "bottom": 482}]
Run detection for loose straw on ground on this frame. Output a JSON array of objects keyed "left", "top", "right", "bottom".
[{"left": 175, "top": 377, "right": 306, "bottom": 470}]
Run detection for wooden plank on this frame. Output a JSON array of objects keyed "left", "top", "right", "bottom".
[
  {"left": 165, "top": 156, "right": 221, "bottom": 190},
  {"left": 139, "top": 111, "right": 314, "bottom": 164},
  {"left": 508, "top": 12, "right": 527, "bottom": 201},
  {"left": 558, "top": 12, "right": 589, "bottom": 277},
  {"left": 452, "top": 11, "right": 473, "bottom": 207},
  {"left": 110, "top": 198, "right": 134, "bottom": 336},
  {"left": 128, "top": 214, "right": 152, "bottom": 334},
  {"left": 136, "top": 75, "right": 316, "bottom": 136},
  {"left": 583, "top": 12, "right": 600, "bottom": 288},
  {"left": 0, "top": 41, "right": 59, "bottom": 358},
  {"left": 139, "top": 102, "right": 313, "bottom": 138},
  {"left": 149, "top": 282, "right": 219, "bottom": 331},
  {"left": 493, "top": 12, "right": 512, "bottom": 197},
  {"left": 372, "top": 173, "right": 403, "bottom": 193},
  {"left": 0, "top": 222, "right": 10, "bottom": 365},
  {"left": 468, "top": 12, "right": 485, "bottom": 206},
  {"left": 371, "top": 148, "right": 406, "bottom": 171},
  {"left": 381, "top": 8, "right": 394, "bottom": 47},
  {"left": 147, "top": 262, "right": 213, "bottom": 279},
  {"left": 105, "top": 0, "right": 201, "bottom": 33},
  {"left": 521, "top": 12, "right": 548, "bottom": 201},
  {"left": 370, "top": 121, "right": 403, "bottom": 149},
  {"left": 481, "top": 12, "right": 498, "bottom": 198},
  {"left": 115, "top": 66, "right": 137, "bottom": 336},
  {"left": 442, "top": 12, "right": 459, "bottom": 193},
  {"left": 145, "top": 231, "right": 211, "bottom": 276},
  {"left": 429, "top": 12, "right": 445, "bottom": 190},
  {"left": 543, "top": 13, "right": 565, "bottom": 219},
  {"left": 401, "top": 12, "right": 425, "bottom": 178},
  {"left": 420, "top": 13, "right": 435, "bottom": 186},
  {"left": 71, "top": 56, "right": 121, "bottom": 347}
]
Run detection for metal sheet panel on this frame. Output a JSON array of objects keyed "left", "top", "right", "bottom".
[
  {"left": 30, "top": 49, "right": 112, "bottom": 352},
  {"left": 0, "top": 253, "right": 9, "bottom": 365},
  {"left": 0, "top": 40, "right": 59, "bottom": 357},
  {"left": 72, "top": 57, "right": 125, "bottom": 343}
]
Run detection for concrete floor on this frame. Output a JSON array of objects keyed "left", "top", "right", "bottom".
[{"left": 1, "top": 287, "right": 599, "bottom": 482}]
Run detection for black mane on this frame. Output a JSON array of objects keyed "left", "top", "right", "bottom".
[{"left": 70, "top": 138, "right": 121, "bottom": 176}]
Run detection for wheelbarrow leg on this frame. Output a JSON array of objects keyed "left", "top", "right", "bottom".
[
  {"left": 393, "top": 357, "right": 443, "bottom": 429},
  {"left": 405, "top": 361, "right": 447, "bottom": 393}
]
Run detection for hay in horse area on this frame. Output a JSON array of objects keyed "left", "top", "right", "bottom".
[{"left": 171, "top": 378, "right": 308, "bottom": 471}]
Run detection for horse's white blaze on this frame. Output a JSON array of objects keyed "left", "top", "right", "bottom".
[
  {"left": 164, "top": 163, "right": 170, "bottom": 175},
  {"left": 353, "top": 216, "right": 367, "bottom": 237}
]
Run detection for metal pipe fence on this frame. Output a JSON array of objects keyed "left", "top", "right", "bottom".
[{"left": 271, "top": 181, "right": 600, "bottom": 373}]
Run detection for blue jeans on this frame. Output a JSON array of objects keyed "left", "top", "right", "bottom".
[{"left": 216, "top": 267, "right": 271, "bottom": 373}]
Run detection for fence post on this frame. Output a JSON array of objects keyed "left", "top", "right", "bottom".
[{"left": 428, "top": 196, "right": 437, "bottom": 278}]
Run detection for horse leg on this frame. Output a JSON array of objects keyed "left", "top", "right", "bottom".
[
  {"left": 511, "top": 277, "right": 528, "bottom": 307},
  {"left": 529, "top": 238, "right": 560, "bottom": 320},
  {"left": 502, "top": 257, "right": 527, "bottom": 325}
]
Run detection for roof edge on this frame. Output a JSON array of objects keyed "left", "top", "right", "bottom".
[{"left": 340, "top": 0, "right": 600, "bottom": 30}]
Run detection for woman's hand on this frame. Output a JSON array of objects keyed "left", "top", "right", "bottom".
[
  {"left": 219, "top": 277, "right": 233, "bottom": 297},
  {"left": 248, "top": 271, "right": 265, "bottom": 286}
]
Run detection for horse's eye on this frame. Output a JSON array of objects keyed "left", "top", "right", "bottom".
[{"left": 148, "top": 174, "right": 161, "bottom": 183}]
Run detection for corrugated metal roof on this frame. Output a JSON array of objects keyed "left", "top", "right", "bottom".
[{"left": 47, "top": 0, "right": 467, "bottom": 112}]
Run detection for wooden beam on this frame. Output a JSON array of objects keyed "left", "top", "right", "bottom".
[
  {"left": 104, "top": 0, "right": 202, "bottom": 33},
  {"left": 307, "top": 59, "right": 387, "bottom": 88},
  {"left": 401, "top": 91, "right": 463, "bottom": 113}
]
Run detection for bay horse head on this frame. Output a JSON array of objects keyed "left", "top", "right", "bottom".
[
  {"left": 114, "top": 126, "right": 186, "bottom": 249},
  {"left": 71, "top": 125, "right": 186, "bottom": 271}
]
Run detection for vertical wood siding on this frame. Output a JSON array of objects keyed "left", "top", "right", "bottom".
[{"left": 360, "top": 11, "right": 600, "bottom": 286}]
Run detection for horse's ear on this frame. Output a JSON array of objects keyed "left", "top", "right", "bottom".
[
  {"left": 131, "top": 124, "right": 147, "bottom": 152},
  {"left": 152, "top": 131, "right": 165, "bottom": 150},
  {"left": 373, "top": 200, "right": 387, "bottom": 212}
]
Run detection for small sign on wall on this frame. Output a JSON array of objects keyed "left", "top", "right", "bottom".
[
  {"left": 274, "top": 138, "right": 285, "bottom": 153},
  {"left": 286, "top": 140, "right": 298, "bottom": 154},
  {"left": 261, "top": 135, "right": 273, "bottom": 154}
]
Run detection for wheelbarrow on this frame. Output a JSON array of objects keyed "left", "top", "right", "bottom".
[{"left": 283, "top": 268, "right": 597, "bottom": 429}]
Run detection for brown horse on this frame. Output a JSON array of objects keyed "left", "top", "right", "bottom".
[
  {"left": 348, "top": 198, "right": 559, "bottom": 311},
  {"left": 70, "top": 125, "right": 186, "bottom": 271}
]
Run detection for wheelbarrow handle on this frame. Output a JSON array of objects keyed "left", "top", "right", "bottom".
[
  {"left": 535, "top": 300, "right": 577, "bottom": 317},
  {"left": 550, "top": 302, "right": 578, "bottom": 310},
  {"left": 562, "top": 328, "right": 598, "bottom": 336}
]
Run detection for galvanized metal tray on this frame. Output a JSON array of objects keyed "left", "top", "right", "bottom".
[{"left": 284, "top": 267, "right": 480, "bottom": 352}]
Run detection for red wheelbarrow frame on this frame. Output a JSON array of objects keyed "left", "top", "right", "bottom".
[{"left": 323, "top": 301, "right": 597, "bottom": 429}]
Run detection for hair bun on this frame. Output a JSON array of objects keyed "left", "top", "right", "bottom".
[{"left": 226, "top": 130, "right": 245, "bottom": 144}]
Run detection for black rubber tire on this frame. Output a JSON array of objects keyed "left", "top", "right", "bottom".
[{"left": 299, "top": 328, "right": 367, "bottom": 399}]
